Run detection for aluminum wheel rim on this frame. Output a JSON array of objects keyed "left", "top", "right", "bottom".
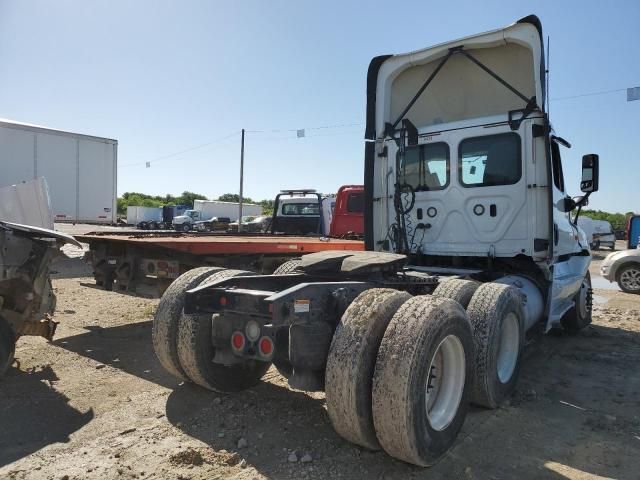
[
  {"left": 620, "top": 268, "right": 640, "bottom": 292},
  {"left": 426, "top": 335, "right": 466, "bottom": 432},
  {"left": 497, "top": 313, "right": 519, "bottom": 384}
]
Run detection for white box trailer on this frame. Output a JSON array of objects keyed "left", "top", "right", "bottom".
[
  {"left": 126, "top": 206, "right": 162, "bottom": 225},
  {"left": 0, "top": 118, "right": 117, "bottom": 224},
  {"left": 194, "top": 200, "right": 262, "bottom": 221}
]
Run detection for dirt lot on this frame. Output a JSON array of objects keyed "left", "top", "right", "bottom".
[{"left": 1, "top": 242, "right": 639, "bottom": 479}]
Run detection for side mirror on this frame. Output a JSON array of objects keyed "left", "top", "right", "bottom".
[{"left": 580, "top": 154, "right": 599, "bottom": 193}]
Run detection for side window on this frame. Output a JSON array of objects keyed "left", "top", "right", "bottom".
[
  {"left": 459, "top": 133, "right": 521, "bottom": 187},
  {"left": 346, "top": 192, "right": 364, "bottom": 213},
  {"left": 551, "top": 141, "right": 565, "bottom": 192},
  {"left": 401, "top": 142, "right": 449, "bottom": 191}
]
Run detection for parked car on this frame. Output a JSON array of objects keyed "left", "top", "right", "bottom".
[
  {"left": 601, "top": 248, "right": 640, "bottom": 294},
  {"left": 194, "top": 217, "right": 231, "bottom": 232},
  {"left": 228, "top": 215, "right": 271, "bottom": 233},
  {"left": 593, "top": 220, "right": 616, "bottom": 250}
]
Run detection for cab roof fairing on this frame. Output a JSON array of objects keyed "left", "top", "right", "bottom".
[{"left": 371, "top": 17, "right": 546, "bottom": 140}]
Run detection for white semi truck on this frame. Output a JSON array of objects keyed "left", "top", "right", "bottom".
[
  {"left": 172, "top": 200, "right": 262, "bottom": 231},
  {"left": 152, "top": 16, "right": 599, "bottom": 467}
]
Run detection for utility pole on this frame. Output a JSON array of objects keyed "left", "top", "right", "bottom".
[{"left": 238, "top": 128, "right": 245, "bottom": 232}]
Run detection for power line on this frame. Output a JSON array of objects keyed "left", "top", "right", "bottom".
[
  {"left": 119, "top": 131, "right": 240, "bottom": 167},
  {"left": 245, "top": 122, "right": 362, "bottom": 134},
  {"left": 551, "top": 87, "right": 629, "bottom": 102},
  {"left": 120, "top": 122, "right": 364, "bottom": 168}
]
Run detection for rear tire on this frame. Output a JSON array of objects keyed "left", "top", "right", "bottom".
[
  {"left": 466, "top": 283, "right": 525, "bottom": 409},
  {"left": 616, "top": 264, "right": 640, "bottom": 294},
  {"left": 0, "top": 316, "right": 16, "bottom": 378},
  {"left": 372, "top": 296, "right": 474, "bottom": 466},
  {"left": 272, "top": 259, "right": 302, "bottom": 275},
  {"left": 326, "top": 289, "right": 412, "bottom": 450},
  {"left": 152, "top": 267, "right": 224, "bottom": 380},
  {"left": 432, "top": 279, "right": 481, "bottom": 308},
  {"left": 177, "top": 269, "right": 270, "bottom": 392}
]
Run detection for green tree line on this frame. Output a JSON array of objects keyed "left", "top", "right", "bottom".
[{"left": 117, "top": 192, "right": 275, "bottom": 216}]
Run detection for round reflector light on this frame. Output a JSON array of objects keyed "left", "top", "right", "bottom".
[
  {"left": 231, "top": 331, "right": 245, "bottom": 350},
  {"left": 259, "top": 337, "right": 274, "bottom": 356}
]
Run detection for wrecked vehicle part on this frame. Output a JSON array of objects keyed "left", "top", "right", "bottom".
[{"left": 0, "top": 221, "right": 80, "bottom": 376}]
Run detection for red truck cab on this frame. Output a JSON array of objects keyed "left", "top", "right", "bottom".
[{"left": 330, "top": 185, "right": 364, "bottom": 237}]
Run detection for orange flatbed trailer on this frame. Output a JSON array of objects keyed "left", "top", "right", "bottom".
[
  {"left": 76, "top": 232, "right": 363, "bottom": 255},
  {"left": 76, "top": 231, "right": 363, "bottom": 295}
]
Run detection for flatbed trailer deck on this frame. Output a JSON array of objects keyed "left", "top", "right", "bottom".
[{"left": 76, "top": 231, "right": 363, "bottom": 295}]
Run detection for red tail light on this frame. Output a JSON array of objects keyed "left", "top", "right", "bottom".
[
  {"left": 219, "top": 296, "right": 227, "bottom": 306},
  {"left": 259, "top": 337, "right": 274, "bottom": 356},
  {"left": 231, "top": 331, "right": 245, "bottom": 351}
]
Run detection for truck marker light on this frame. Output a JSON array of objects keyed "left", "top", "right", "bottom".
[
  {"left": 219, "top": 296, "right": 227, "bottom": 306},
  {"left": 231, "top": 331, "right": 245, "bottom": 350},
  {"left": 245, "top": 320, "right": 261, "bottom": 341},
  {"left": 259, "top": 337, "right": 274, "bottom": 356}
]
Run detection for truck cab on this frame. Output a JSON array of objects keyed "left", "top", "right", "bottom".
[
  {"left": 329, "top": 185, "right": 364, "bottom": 237},
  {"left": 366, "top": 15, "right": 598, "bottom": 330},
  {"left": 172, "top": 209, "right": 202, "bottom": 231},
  {"left": 269, "top": 190, "right": 334, "bottom": 236}
]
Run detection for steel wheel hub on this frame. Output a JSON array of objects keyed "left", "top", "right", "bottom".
[
  {"left": 496, "top": 313, "right": 519, "bottom": 384},
  {"left": 426, "top": 335, "right": 466, "bottom": 431}
]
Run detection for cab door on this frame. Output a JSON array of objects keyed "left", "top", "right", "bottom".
[
  {"left": 550, "top": 140, "right": 583, "bottom": 256},
  {"left": 547, "top": 138, "right": 590, "bottom": 329}
]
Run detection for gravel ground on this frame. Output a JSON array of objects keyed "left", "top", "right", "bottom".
[{"left": 1, "top": 242, "right": 639, "bottom": 479}]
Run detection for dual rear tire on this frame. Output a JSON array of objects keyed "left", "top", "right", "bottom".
[
  {"left": 326, "top": 290, "right": 475, "bottom": 466},
  {"left": 326, "top": 281, "right": 526, "bottom": 466},
  {"left": 152, "top": 268, "right": 270, "bottom": 392}
]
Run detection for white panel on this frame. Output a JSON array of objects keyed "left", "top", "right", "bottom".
[
  {"left": 36, "top": 133, "right": 77, "bottom": 221},
  {"left": 390, "top": 44, "right": 535, "bottom": 128},
  {"left": 0, "top": 126, "right": 35, "bottom": 186},
  {"left": 0, "top": 177, "right": 53, "bottom": 228},
  {"left": 78, "top": 140, "right": 115, "bottom": 223}
]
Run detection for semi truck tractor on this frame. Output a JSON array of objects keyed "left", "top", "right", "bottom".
[{"left": 152, "top": 15, "right": 598, "bottom": 467}]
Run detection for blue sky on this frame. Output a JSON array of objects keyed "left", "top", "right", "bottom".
[{"left": 0, "top": 0, "right": 638, "bottom": 212}]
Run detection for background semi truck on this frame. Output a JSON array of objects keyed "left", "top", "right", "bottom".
[
  {"left": 172, "top": 200, "right": 262, "bottom": 231},
  {"left": 151, "top": 15, "right": 599, "bottom": 468},
  {"left": 0, "top": 117, "right": 117, "bottom": 224}
]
